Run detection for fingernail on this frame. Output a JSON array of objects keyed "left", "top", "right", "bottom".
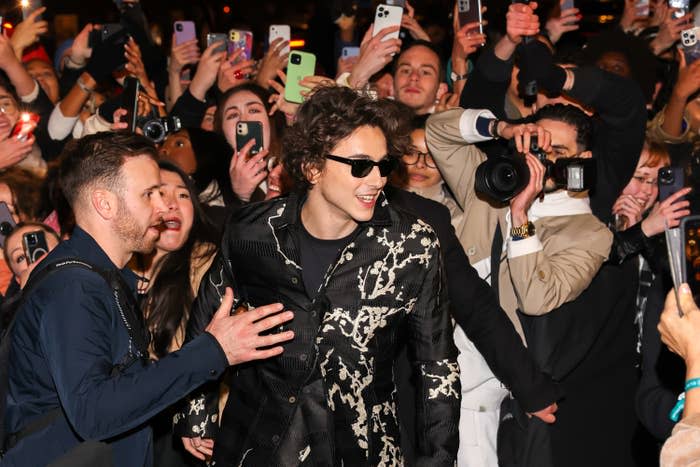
[{"left": 681, "top": 284, "right": 691, "bottom": 295}]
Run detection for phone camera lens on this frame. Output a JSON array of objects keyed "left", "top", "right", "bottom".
[
  {"left": 659, "top": 168, "right": 675, "bottom": 184},
  {"left": 291, "top": 53, "right": 302, "bottom": 65},
  {"left": 0, "top": 222, "right": 13, "bottom": 236},
  {"left": 28, "top": 234, "right": 37, "bottom": 246},
  {"left": 175, "top": 24, "right": 183, "bottom": 32}
]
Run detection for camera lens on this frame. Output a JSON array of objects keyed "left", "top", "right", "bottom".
[
  {"left": 27, "top": 234, "right": 37, "bottom": 246},
  {"left": 176, "top": 24, "right": 183, "bottom": 32},
  {"left": 291, "top": 53, "right": 302, "bottom": 65},
  {"left": 659, "top": 167, "right": 675, "bottom": 184},
  {"left": 0, "top": 222, "right": 13, "bottom": 236},
  {"left": 143, "top": 120, "right": 166, "bottom": 144}
]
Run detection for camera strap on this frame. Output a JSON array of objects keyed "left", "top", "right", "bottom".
[{"left": 490, "top": 223, "right": 504, "bottom": 295}]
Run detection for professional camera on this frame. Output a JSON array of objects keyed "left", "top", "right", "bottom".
[
  {"left": 136, "top": 115, "right": 181, "bottom": 144},
  {"left": 475, "top": 138, "right": 596, "bottom": 203}
]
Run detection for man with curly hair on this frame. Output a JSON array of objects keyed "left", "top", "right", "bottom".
[{"left": 177, "top": 85, "right": 460, "bottom": 466}]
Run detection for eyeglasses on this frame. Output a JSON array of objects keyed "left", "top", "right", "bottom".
[
  {"left": 403, "top": 151, "right": 437, "bottom": 169},
  {"left": 0, "top": 98, "right": 18, "bottom": 115},
  {"left": 325, "top": 154, "right": 397, "bottom": 178}
]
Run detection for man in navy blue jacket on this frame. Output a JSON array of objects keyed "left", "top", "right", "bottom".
[{"left": 3, "top": 132, "right": 294, "bottom": 466}]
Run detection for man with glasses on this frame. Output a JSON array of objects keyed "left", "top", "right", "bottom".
[{"left": 178, "top": 85, "right": 460, "bottom": 466}]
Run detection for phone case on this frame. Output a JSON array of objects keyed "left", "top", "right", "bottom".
[
  {"left": 228, "top": 30, "right": 253, "bottom": 62},
  {"left": 670, "top": 0, "right": 690, "bottom": 18},
  {"left": 658, "top": 166, "right": 686, "bottom": 202},
  {"left": 0, "top": 202, "right": 16, "bottom": 249},
  {"left": 458, "top": 0, "right": 483, "bottom": 31},
  {"left": 682, "top": 27, "right": 700, "bottom": 64},
  {"left": 561, "top": 0, "right": 575, "bottom": 11},
  {"left": 269, "top": 25, "right": 290, "bottom": 55},
  {"left": 122, "top": 77, "right": 140, "bottom": 132},
  {"left": 373, "top": 4, "right": 403, "bottom": 41},
  {"left": 341, "top": 46, "right": 361, "bottom": 58},
  {"left": 207, "top": 33, "right": 227, "bottom": 54},
  {"left": 174, "top": 21, "right": 196, "bottom": 45},
  {"left": 386, "top": 0, "right": 406, "bottom": 6},
  {"left": 285, "top": 51, "right": 316, "bottom": 104},
  {"left": 23, "top": 230, "right": 49, "bottom": 264},
  {"left": 235, "top": 121, "right": 264, "bottom": 155},
  {"left": 635, "top": 0, "right": 650, "bottom": 16},
  {"left": 681, "top": 215, "right": 700, "bottom": 299},
  {"left": 22, "top": 0, "right": 43, "bottom": 20}
]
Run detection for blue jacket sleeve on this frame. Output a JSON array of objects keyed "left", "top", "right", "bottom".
[{"left": 36, "top": 272, "right": 228, "bottom": 441}]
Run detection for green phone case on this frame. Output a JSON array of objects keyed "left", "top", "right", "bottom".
[{"left": 285, "top": 51, "right": 316, "bottom": 104}]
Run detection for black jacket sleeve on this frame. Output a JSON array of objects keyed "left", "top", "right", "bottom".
[
  {"left": 170, "top": 89, "right": 209, "bottom": 129},
  {"left": 565, "top": 67, "right": 647, "bottom": 225},
  {"left": 26, "top": 86, "right": 67, "bottom": 161},
  {"left": 459, "top": 46, "right": 513, "bottom": 119},
  {"left": 387, "top": 188, "right": 562, "bottom": 412}
]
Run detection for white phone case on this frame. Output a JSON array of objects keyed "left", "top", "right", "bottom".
[
  {"left": 269, "top": 25, "right": 291, "bottom": 55},
  {"left": 373, "top": 4, "right": 404, "bottom": 41}
]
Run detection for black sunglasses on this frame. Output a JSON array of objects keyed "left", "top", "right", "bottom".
[{"left": 325, "top": 154, "right": 398, "bottom": 178}]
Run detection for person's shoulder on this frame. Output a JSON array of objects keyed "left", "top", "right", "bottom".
[
  {"left": 386, "top": 187, "right": 452, "bottom": 229},
  {"left": 228, "top": 195, "right": 291, "bottom": 226}
]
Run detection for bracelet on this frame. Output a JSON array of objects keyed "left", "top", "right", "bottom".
[
  {"left": 686, "top": 378, "right": 700, "bottom": 392},
  {"left": 76, "top": 76, "right": 95, "bottom": 94},
  {"left": 489, "top": 119, "right": 500, "bottom": 138},
  {"left": 66, "top": 55, "right": 87, "bottom": 68}
]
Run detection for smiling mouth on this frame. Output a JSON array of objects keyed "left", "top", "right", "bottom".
[
  {"left": 162, "top": 219, "right": 182, "bottom": 230},
  {"left": 268, "top": 184, "right": 281, "bottom": 193}
]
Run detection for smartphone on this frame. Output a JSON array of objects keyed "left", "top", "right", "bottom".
[
  {"left": 658, "top": 166, "right": 686, "bottom": 202},
  {"left": 206, "top": 33, "right": 227, "bottom": 54},
  {"left": 682, "top": 27, "right": 700, "bottom": 64},
  {"left": 341, "top": 46, "right": 361, "bottom": 58},
  {"left": 269, "top": 25, "right": 290, "bottom": 56},
  {"left": 457, "top": 0, "right": 483, "bottom": 32},
  {"left": 122, "top": 76, "right": 140, "bottom": 133},
  {"left": 386, "top": 0, "right": 406, "bottom": 6},
  {"left": 285, "top": 51, "right": 316, "bottom": 104},
  {"left": 561, "top": 0, "right": 575, "bottom": 11},
  {"left": 635, "top": 0, "right": 650, "bottom": 17},
  {"left": 174, "top": 21, "right": 196, "bottom": 45},
  {"left": 228, "top": 29, "right": 253, "bottom": 62},
  {"left": 0, "top": 202, "right": 15, "bottom": 249},
  {"left": 22, "top": 230, "right": 49, "bottom": 265},
  {"left": 88, "top": 23, "right": 127, "bottom": 49},
  {"left": 235, "top": 121, "right": 264, "bottom": 156},
  {"left": 670, "top": 0, "right": 690, "bottom": 19},
  {"left": 10, "top": 112, "right": 39, "bottom": 142},
  {"left": 373, "top": 4, "right": 403, "bottom": 41},
  {"left": 21, "top": 0, "right": 43, "bottom": 21},
  {"left": 682, "top": 215, "right": 700, "bottom": 301}
]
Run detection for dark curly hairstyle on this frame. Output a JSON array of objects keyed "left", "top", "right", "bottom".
[
  {"left": 533, "top": 103, "right": 592, "bottom": 153},
  {"left": 282, "top": 86, "right": 412, "bottom": 191}
]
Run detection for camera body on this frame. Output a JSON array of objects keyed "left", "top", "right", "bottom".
[
  {"left": 137, "top": 115, "right": 182, "bottom": 144},
  {"left": 474, "top": 139, "right": 595, "bottom": 203}
]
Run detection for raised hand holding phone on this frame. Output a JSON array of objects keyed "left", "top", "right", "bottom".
[{"left": 373, "top": 4, "right": 404, "bottom": 41}]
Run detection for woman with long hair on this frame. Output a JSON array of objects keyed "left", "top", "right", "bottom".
[{"left": 130, "top": 161, "right": 219, "bottom": 466}]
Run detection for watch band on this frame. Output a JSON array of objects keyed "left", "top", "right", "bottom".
[
  {"left": 511, "top": 221, "right": 535, "bottom": 240},
  {"left": 450, "top": 71, "right": 468, "bottom": 83}
]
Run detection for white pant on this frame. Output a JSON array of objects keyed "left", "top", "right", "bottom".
[{"left": 454, "top": 325, "right": 509, "bottom": 467}]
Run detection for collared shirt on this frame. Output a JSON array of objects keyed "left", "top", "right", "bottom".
[{"left": 5, "top": 227, "right": 228, "bottom": 467}]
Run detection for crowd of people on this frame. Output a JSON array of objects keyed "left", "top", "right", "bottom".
[{"left": 0, "top": 0, "right": 698, "bottom": 465}]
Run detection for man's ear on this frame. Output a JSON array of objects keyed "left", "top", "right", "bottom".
[
  {"left": 303, "top": 161, "right": 323, "bottom": 187},
  {"left": 436, "top": 82, "right": 449, "bottom": 101},
  {"left": 91, "top": 189, "right": 117, "bottom": 220},
  {"left": 579, "top": 150, "right": 593, "bottom": 159}
]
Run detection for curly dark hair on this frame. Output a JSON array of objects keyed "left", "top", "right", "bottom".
[
  {"left": 533, "top": 103, "right": 592, "bottom": 153},
  {"left": 282, "top": 86, "right": 412, "bottom": 191}
]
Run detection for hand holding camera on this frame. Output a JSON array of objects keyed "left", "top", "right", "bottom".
[
  {"left": 348, "top": 24, "right": 401, "bottom": 89},
  {"left": 641, "top": 187, "right": 692, "bottom": 236},
  {"left": 505, "top": 1, "right": 540, "bottom": 46},
  {"left": 169, "top": 34, "right": 200, "bottom": 77},
  {"left": 189, "top": 41, "right": 226, "bottom": 102},
  {"left": 84, "top": 25, "right": 128, "bottom": 83},
  {"left": 229, "top": 139, "right": 269, "bottom": 202},
  {"left": 9, "top": 6, "right": 48, "bottom": 59}
]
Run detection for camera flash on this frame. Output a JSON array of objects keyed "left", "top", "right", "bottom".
[
  {"left": 20, "top": 112, "right": 30, "bottom": 123},
  {"left": 20, "top": 0, "right": 29, "bottom": 8}
]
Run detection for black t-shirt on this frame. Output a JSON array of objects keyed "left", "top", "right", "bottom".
[{"left": 298, "top": 223, "right": 356, "bottom": 298}]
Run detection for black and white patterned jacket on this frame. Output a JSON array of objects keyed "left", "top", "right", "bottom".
[{"left": 176, "top": 192, "right": 460, "bottom": 466}]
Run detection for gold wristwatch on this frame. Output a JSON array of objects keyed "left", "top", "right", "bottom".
[{"left": 511, "top": 221, "right": 535, "bottom": 240}]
